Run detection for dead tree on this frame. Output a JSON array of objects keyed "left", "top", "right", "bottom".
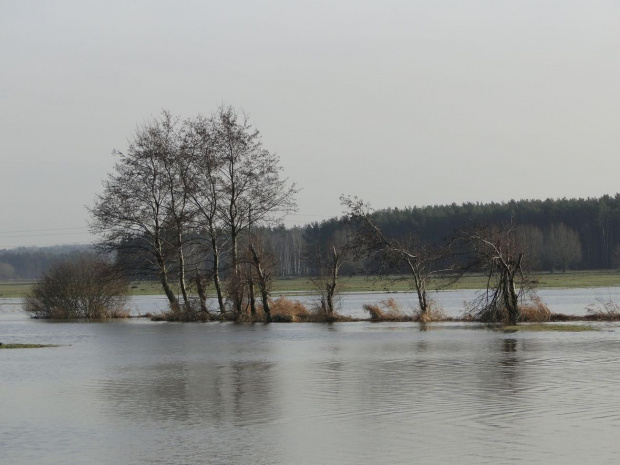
[
  {"left": 342, "top": 196, "right": 457, "bottom": 320},
  {"left": 304, "top": 226, "right": 352, "bottom": 320},
  {"left": 463, "top": 223, "right": 538, "bottom": 325}
]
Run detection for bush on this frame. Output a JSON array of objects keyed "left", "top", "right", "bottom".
[
  {"left": 363, "top": 298, "right": 411, "bottom": 322},
  {"left": 25, "top": 254, "right": 129, "bottom": 319},
  {"left": 464, "top": 296, "right": 550, "bottom": 323},
  {"left": 585, "top": 298, "right": 620, "bottom": 320}
]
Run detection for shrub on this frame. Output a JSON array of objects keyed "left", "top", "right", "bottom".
[
  {"left": 464, "top": 296, "right": 550, "bottom": 323},
  {"left": 585, "top": 298, "right": 620, "bottom": 320},
  {"left": 519, "top": 297, "right": 551, "bottom": 322},
  {"left": 363, "top": 298, "right": 411, "bottom": 322},
  {"left": 260, "top": 297, "right": 310, "bottom": 322},
  {"left": 25, "top": 254, "right": 129, "bottom": 319}
]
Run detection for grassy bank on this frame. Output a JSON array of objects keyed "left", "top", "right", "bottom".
[
  {"left": 275, "top": 270, "right": 620, "bottom": 293},
  {"left": 1, "top": 270, "right": 619, "bottom": 299}
]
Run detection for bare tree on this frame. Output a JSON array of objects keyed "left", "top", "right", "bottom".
[
  {"left": 305, "top": 227, "right": 351, "bottom": 320},
  {"left": 463, "top": 223, "right": 538, "bottom": 325},
  {"left": 212, "top": 106, "right": 298, "bottom": 316},
  {"left": 25, "top": 253, "right": 129, "bottom": 319},
  {"left": 180, "top": 114, "right": 227, "bottom": 314},
  {"left": 342, "top": 196, "right": 456, "bottom": 321},
  {"left": 249, "top": 232, "right": 275, "bottom": 322},
  {"left": 90, "top": 112, "right": 182, "bottom": 308}
]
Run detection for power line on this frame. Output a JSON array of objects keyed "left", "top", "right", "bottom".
[
  {"left": 0, "top": 231, "right": 92, "bottom": 238},
  {"left": 0, "top": 226, "right": 88, "bottom": 234}
]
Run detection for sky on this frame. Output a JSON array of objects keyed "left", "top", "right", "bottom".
[{"left": 1, "top": 0, "right": 619, "bottom": 249}]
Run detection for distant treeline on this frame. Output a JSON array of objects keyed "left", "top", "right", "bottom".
[
  {"left": 271, "top": 194, "right": 620, "bottom": 275},
  {"left": 3, "top": 195, "right": 620, "bottom": 281},
  {"left": 0, "top": 245, "right": 92, "bottom": 280},
  {"left": 117, "top": 194, "right": 620, "bottom": 278}
]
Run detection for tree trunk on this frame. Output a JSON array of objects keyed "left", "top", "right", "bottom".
[
  {"left": 230, "top": 226, "right": 243, "bottom": 315},
  {"left": 248, "top": 270, "right": 256, "bottom": 318},
  {"left": 211, "top": 237, "right": 226, "bottom": 315},
  {"left": 195, "top": 274, "right": 208, "bottom": 314},
  {"left": 177, "top": 231, "right": 190, "bottom": 313},
  {"left": 250, "top": 244, "right": 271, "bottom": 322},
  {"left": 158, "top": 261, "right": 178, "bottom": 307}
]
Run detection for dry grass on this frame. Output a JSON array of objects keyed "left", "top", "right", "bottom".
[
  {"left": 363, "top": 298, "right": 411, "bottom": 322},
  {"left": 585, "top": 298, "right": 620, "bottom": 321},
  {"left": 267, "top": 297, "right": 311, "bottom": 322},
  {"left": 151, "top": 302, "right": 213, "bottom": 322},
  {"left": 363, "top": 298, "right": 448, "bottom": 322},
  {"left": 518, "top": 297, "right": 551, "bottom": 322},
  {"left": 464, "top": 296, "right": 551, "bottom": 323}
]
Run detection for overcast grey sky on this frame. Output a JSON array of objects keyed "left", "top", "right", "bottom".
[{"left": 1, "top": 1, "right": 619, "bottom": 248}]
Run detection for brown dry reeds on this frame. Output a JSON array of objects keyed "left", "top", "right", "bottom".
[
  {"left": 363, "top": 298, "right": 412, "bottom": 322},
  {"left": 584, "top": 298, "right": 620, "bottom": 321},
  {"left": 518, "top": 297, "right": 551, "bottom": 322},
  {"left": 267, "top": 297, "right": 310, "bottom": 322},
  {"left": 464, "top": 296, "right": 551, "bottom": 324},
  {"left": 413, "top": 302, "right": 447, "bottom": 323},
  {"left": 151, "top": 302, "right": 213, "bottom": 322}
]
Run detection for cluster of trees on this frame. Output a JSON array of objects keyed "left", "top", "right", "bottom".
[
  {"left": 4, "top": 196, "right": 619, "bottom": 283},
  {"left": 238, "top": 195, "right": 620, "bottom": 277},
  {"left": 90, "top": 107, "right": 297, "bottom": 321}
]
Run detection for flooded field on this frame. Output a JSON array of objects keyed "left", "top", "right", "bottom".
[{"left": 2, "top": 289, "right": 620, "bottom": 464}]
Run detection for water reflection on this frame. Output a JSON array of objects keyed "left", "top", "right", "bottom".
[
  {"left": 3, "top": 320, "right": 620, "bottom": 464},
  {"left": 97, "top": 359, "right": 280, "bottom": 428}
]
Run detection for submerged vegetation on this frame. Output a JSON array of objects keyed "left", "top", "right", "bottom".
[{"left": 0, "top": 343, "right": 59, "bottom": 349}]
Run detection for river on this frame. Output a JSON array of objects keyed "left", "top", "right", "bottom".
[{"left": 2, "top": 289, "right": 620, "bottom": 464}]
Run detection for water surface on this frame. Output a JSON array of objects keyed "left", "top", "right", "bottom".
[{"left": 2, "top": 291, "right": 620, "bottom": 464}]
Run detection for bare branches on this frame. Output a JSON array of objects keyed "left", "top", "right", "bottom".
[
  {"left": 90, "top": 107, "right": 298, "bottom": 320},
  {"left": 461, "top": 223, "right": 539, "bottom": 324},
  {"left": 341, "top": 195, "right": 457, "bottom": 319}
]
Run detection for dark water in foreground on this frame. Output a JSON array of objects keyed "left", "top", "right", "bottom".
[{"left": 2, "top": 291, "right": 620, "bottom": 464}]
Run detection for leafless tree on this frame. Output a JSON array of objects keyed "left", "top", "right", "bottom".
[
  {"left": 212, "top": 106, "right": 298, "bottom": 316},
  {"left": 180, "top": 114, "right": 227, "bottom": 314},
  {"left": 305, "top": 227, "right": 352, "bottom": 320},
  {"left": 90, "top": 112, "right": 182, "bottom": 308},
  {"left": 91, "top": 107, "right": 297, "bottom": 320},
  {"left": 25, "top": 254, "right": 129, "bottom": 319},
  {"left": 463, "top": 223, "right": 539, "bottom": 325},
  {"left": 248, "top": 231, "right": 276, "bottom": 322},
  {"left": 342, "top": 196, "right": 457, "bottom": 320}
]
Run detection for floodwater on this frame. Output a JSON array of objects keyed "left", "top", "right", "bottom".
[{"left": 2, "top": 290, "right": 620, "bottom": 464}]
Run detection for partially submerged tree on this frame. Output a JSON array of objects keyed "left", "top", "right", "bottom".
[
  {"left": 91, "top": 107, "right": 297, "bottom": 320},
  {"left": 304, "top": 226, "right": 352, "bottom": 320},
  {"left": 212, "top": 106, "right": 298, "bottom": 316},
  {"left": 342, "top": 196, "right": 457, "bottom": 321},
  {"left": 248, "top": 231, "right": 276, "bottom": 322},
  {"left": 180, "top": 114, "right": 227, "bottom": 314},
  {"left": 25, "top": 254, "right": 129, "bottom": 319},
  {"left": 90, "top": 112, "right": 183, "bottom": 309},
  {"left": 463, "top": 223, "right": 540, "bottom": 325}
]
